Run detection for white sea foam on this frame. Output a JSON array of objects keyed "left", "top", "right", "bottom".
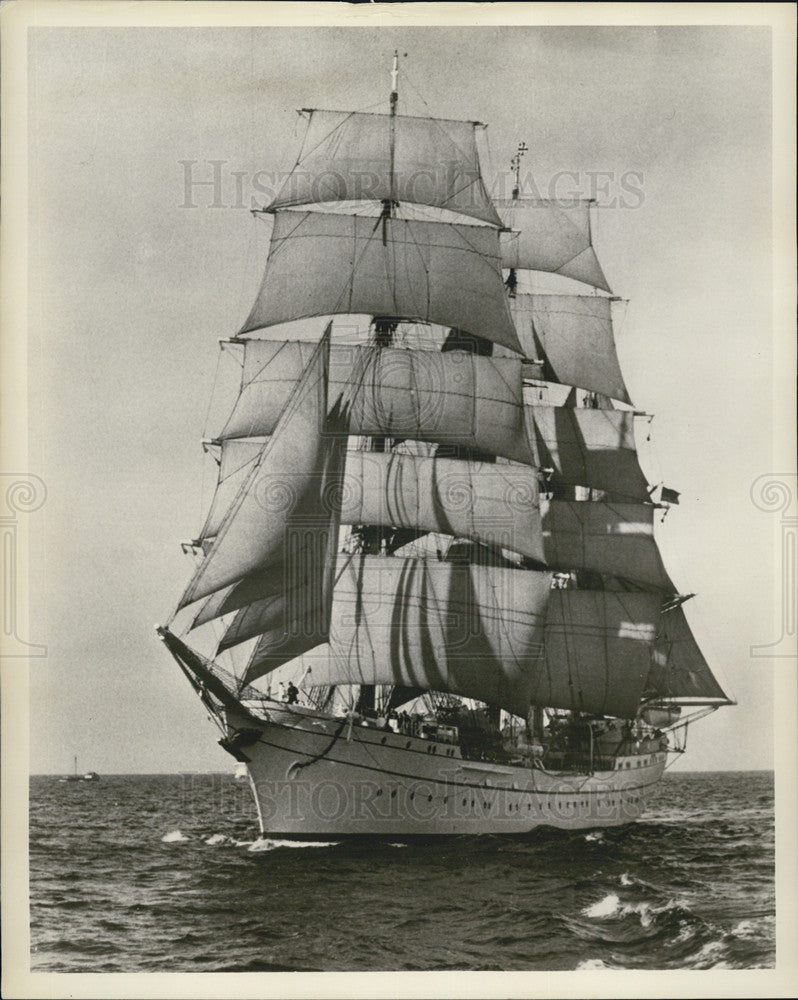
[
  {"left": 584, "top": 831, "right": 604, "bottom": 843},
  {"left": 584, "top": 892, "right": 678, "bottom": 927},
  {"left": 576, "top": 958, "right": 609, "bottom": 969},
  {"left": 161, "top": 830, "right": 189, "bottom": 843},
  {"left": 619, "top": 872, "right": 633, "bottom": 886},
  {"left": 731, "top": 916, "right": 773, "bottom": 938},
  {"left": 620, "top": 901, "right": 654, "bottom": 927},
  {"left": 248, "top": 838, "right": 339, "bottom": 852},
  {"left": 694, "top": 939, "right": 726, "bottom": 965},
  {"left": 583, "top": 893, "right": 620, "bottom": 918},
  {"left": 204, "top": 833, "right": 230, "bottom": 846},
  {"left": 389, "top": 842, "right": 408, "bottom": 848}
]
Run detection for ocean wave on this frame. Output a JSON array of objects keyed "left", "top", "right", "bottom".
[
  {"left": 583, "top": 893, "right": 621, "bottom": 918},
  {"left": 575, "top": 957, "right": 609, "bottom": 969},
  {"left": 247, "top": 838, "right": 340, "bottom": 853},
  {"left": 730, "top": 915, "right": 775, "bottom": 939},
  {"left": 160, "top": 830, "right": 189, "bottom": 843},
  {"left": 204, "top": 833, "right": 236, "bottom": 846}
]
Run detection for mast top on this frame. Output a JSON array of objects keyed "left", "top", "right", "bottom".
[
  {"left": 390, "top": 50, "right": 399, "bottom": 113},
  {"left": 511, "top": 141, "right": 528, "bottom": 200}
]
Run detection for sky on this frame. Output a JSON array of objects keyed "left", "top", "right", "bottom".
[{"left": 20, "top": 19, "right": 787, "bottom": 774}]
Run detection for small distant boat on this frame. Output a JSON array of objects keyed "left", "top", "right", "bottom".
[
  {"left": 61, "top": 757, "right": 99, "bottom": 782},
  {"left": 233, "top": 762, "right": 248, "bottom": 781}
]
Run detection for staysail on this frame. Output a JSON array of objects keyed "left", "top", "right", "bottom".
[
  {"left": 646, "top": 605, "right": 731, "bottom": 703},
  {"left": 238, "top": 211, "right": 522, "bottom": 353},
  {"left": 176, "top": 327, "right": 347, "bottom": 658},
  {"left": 268, "top": 109, "right": 501, "bottom": 226},
  {"left": 497, "top": 197, "right": 611, "bottom": 292}
]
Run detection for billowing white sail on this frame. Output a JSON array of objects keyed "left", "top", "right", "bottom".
[
  {"left": 646, "top": 605, "right": 731, "bottom": 703},
  {"left": 239, "top": 211, "right": 522, "bottom": 353},
  {"left": 269, "top": 109, "right": 501, "bottom": 225},
  {"left": 241, "top": 555, "right": 552, "bottom": 715},
  {"left": 511, "top": 294, "right": 631, "bottom": 404},
  {"left": 343, "top": 451, "right": 543, "bottom": 561},
  {"left": 542, "top": 500, "right": 674, "bottom": 591},
  {"left": 192, "top": 561, "right": 287, "bottom": 629},
  {"left": 177, "top": 330, "right": 346, "bottom": 611},
  {"left": 193, "top": 450, "right": 542, "bottom": 629},
  {"left": 497, "top": 197, "right": 611, "bottom": 292},
  {"left": 199, "top": 439, "right": 263, "bottom": 540},
  {"left": 221, "top": 342, "right": 534, "bottom": 465},
  {"left": 526, "top": 406, "right": 650, "bottom": 500},
  {"left": 535, "top": 590, "right": 662, "bottom": 718}
]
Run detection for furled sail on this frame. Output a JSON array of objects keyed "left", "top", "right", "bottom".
[
  {"left": 526, "top": 406, "right": 650, "bottom": 500},
  {"left": 241, "top": 555, "right": 553, "bottom": 715},
  {"left": 177, "top": 330, "right": 347, "bottom": 614},
  {"left": 510, "top": 294, "right": 632, "bottom": 404},
  {"left": 268, "top": 109, "right": 502, "bottom": 226},
  {"left": 535, "top": 590, "right": 662, "bottom": 718},
  {"left": 239, "top": 211, "right": 522, "bottom": 353},
  {"left": 542, "top": 500, "right": 674, "bottom": 591},
  {"left": 497, "top": 197, "right": 611, "bottom": 292},
  {"left": 220, "top": 341, "right": 534, "bottom": 466},
  {"left": 646, "top": 605, "right": 731, "bottom": 703}
]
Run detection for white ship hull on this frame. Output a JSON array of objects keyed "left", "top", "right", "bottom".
[{"left": 227, "top": 704, "right": 667, "bottom": 838}]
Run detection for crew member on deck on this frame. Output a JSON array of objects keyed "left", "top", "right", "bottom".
[{"left": 286, "top": 682, "right": 299, "bottom": 705}]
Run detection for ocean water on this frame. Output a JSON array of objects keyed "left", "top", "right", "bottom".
[{"left": 29, "top": 770, "right": 775, "bottom": 972}]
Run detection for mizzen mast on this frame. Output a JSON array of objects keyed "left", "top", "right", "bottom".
[{"left": 505, "top": 140, "right": 527, "bottom": 298}]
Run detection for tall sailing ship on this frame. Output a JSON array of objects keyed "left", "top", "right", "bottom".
[{"left": 158, "top": 56, "right": 732, "bottom": 837}]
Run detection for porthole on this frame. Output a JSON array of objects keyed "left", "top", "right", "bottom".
[
  {"left": 376, "top": 788, "right": 382, "bottom": 797},
  {"left": 405, "top": 741, "right": 411, "bottom": 749},
  {"left": 390, "top": 789, "right": 397, "bottom": 799},
  {"left": 428, "top": 795, "right": 433, "bottom": 803},
  {"left": 380, "top": 736, "right": 387, "bottom": 745}
]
